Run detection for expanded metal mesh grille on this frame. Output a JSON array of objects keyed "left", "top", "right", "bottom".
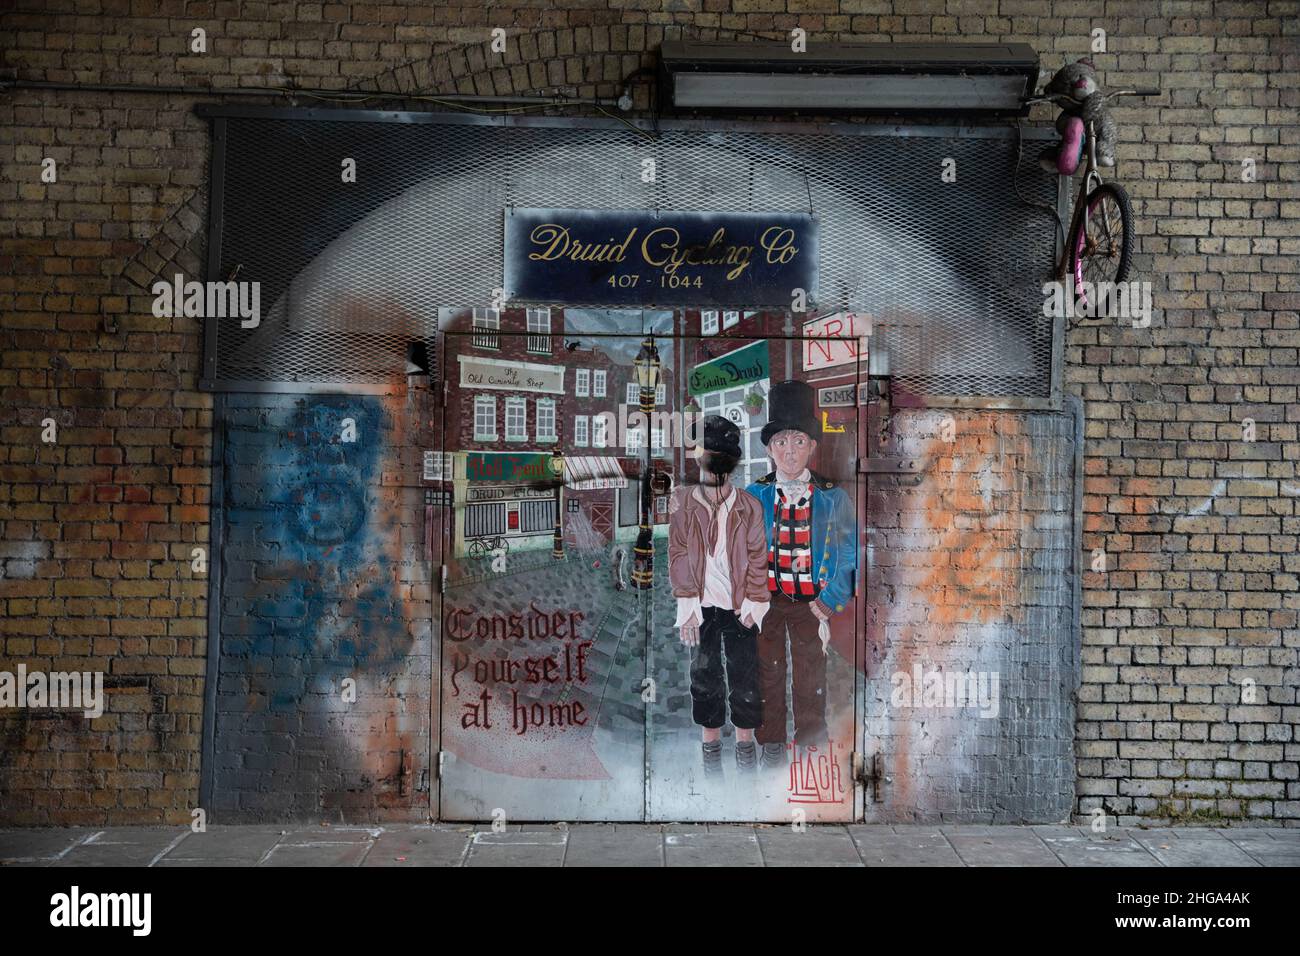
[{"left": 207, "top": 111, "right": 1062, "bottom": 399}]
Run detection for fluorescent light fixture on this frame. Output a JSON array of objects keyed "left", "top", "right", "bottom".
[{"left": 659, "top": 41, "right": 1039, "bottom": 116}]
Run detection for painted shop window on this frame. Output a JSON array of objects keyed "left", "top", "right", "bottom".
[
  {"left": 474, "top": 395, "right": 497, "bottom": 440},
  {"left": 701, "top": 310, "right": 719, "bottom": 335},
  {"left": 466, "top": 501, "right": 506, "bottom": 536},
  {"left": 617, "top": 484, "right": 639, "bottom": 526},
  {"left": 722, "top": 310, "right": 740, "bottom": 330},
  {"left": 655, "top": 383, "right": 666, "bottom": 405},
  {"left": 526, "top": 307, "right": 551, "bottom": 353},
  {"left": 651, "top": 427, "right": 664, "bottom": 456},
  {"left": 592, "top": 369, "right": 606, "bottom": 398},
  {"left": 626, "top": 427, "right": 643, "bottom": 455},
  {"left": 625, "top": 382, "right": 638, "bottom": 405},
  {"left": 574, "top": 414, "right": 589, "bottom": 447},
  {"left": 422, "top": 450, "right": 454, "bottom": 481},
  {"left": 520, "top": 498, "right": 557, "bottom": 533},
  {"left": 576, "top": 368, "right": 590, "bottom": 397},
  {"left": 505, "top": 397, "right": 527, "bottom": 442},
  {"left": 536, "top": 399, "right": 557, "bottom": 444},
  {"left": 592, "top": 414, "right": 608, "bottom": 449},
  {"left": 472, "top": 307, "right": 500, "bottom": 349}
]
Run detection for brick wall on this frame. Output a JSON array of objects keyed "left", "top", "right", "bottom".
[{"left": 1, "top": 1, "right": 1296, "bottom": 824}]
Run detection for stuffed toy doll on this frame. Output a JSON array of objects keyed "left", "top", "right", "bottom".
[{"left": 1038, "top": 58, "right": 1118, "bottom": 175}]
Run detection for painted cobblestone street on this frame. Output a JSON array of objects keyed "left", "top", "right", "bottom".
[
  {"left": 443, "top": 536, "right": 864, "bottom": 821},
  {"left": 3, "top": 825, "right": 1297, "bottom": 868}
]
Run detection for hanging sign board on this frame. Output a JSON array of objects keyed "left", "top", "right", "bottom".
[
  {"left": 504, "top": 208, "right": 818, "bottom": 307},
  {"left": 802, "top": 312, "right": 871, "bottom": 372},
  {"left": 817, "top": 384, "right": 857, "bottom": 408},
  {"left": 688, "top": 340, "right": 769, "bottom": 397}
]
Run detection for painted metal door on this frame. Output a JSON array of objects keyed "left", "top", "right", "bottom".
[
  {"left": 435, "top": 311, "right": 663, "bottom": 821},
  {"left": 435, "top": 308, "right": 864, "bottom": 822},
  {"left": 644, "top": 319, "right": 865, "bottom": 823}
]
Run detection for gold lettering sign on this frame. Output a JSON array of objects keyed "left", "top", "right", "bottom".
[
  {"left": 525, "top": 222, "right": 778, "bottom": 282},
  {"left": 505, "top": 209, "right": 817, "bottom": 307}
]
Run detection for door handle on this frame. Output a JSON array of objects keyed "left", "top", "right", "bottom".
[{"left": 612, "top": 547, "right": 628, "bottom": 591}]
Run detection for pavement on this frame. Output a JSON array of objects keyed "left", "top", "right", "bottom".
[{"left": 2, "top": 824, "right": 1298, "bottom": 867}]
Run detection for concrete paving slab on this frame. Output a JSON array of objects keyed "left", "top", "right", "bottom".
[
  {"left": 660, "top": 823, "right": 708, "bottom": 834},
  {"left": 887, "top": 825, "right": 949, "bottom": 838},
  {"left": 564, "top": 825, "right": 663, "bottom": 866},
  {"left": 277, "top": 826, "right": 384, "bottom": 845},
  {"left": 944, "top": 829, "right": 1063, "bottom": 867},
  {"left": 847, "top": 827, "right": 964, "bottom": 866},
  {"left": 0, "top": 828, "right": 98, "bottom": 865},
  {"left": 755, "top": 826, "right": 863, "bottom": 866},
  {"left": 934, "top": 825, "right": 1012, "bottom": 836},
  {"left": 1217, "top": 827, "right": 1300, "bottom": 843},
  {"left": 158, "top": 825, "right": 288, "bottom": 864},
  {"left": 664, "top": 829, "right": 762, "bottom": 867},
  {"left": 464, "top": 828, "right": 568, "bottom": 866},
  {"left": 51, "top": 828, "right": 190, "bottom": 867},
  {"left": 361, "top": 827, "right": 472, "bottom": 867},
  {"left": 260, "top": 841, "right": 374, "bottom": 866},
  {"left": 1128, "top": 830, "right": 1260, "bottom": 867},
  {"left": 1212, "top": 835, "right": 1300, "bottom": 867},
  {"left": 469, "top": 829, "right": 567, "bottom": 845},
  {"left": 155, "top": 858, "right": 252, "bottom": 867},
  {"left": 1033, "top": 830, "right": 1163, "bottom": 867},
  {"left": 1234, "top": 847, "right": 1300, "bottom": 867}
]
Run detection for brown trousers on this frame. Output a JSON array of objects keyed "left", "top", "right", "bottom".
[{"left": 754, "top": 596, "right": 828, "bottom": 746}]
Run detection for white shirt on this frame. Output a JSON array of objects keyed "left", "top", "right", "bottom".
[
  {"left": 675, "top": 484, "right": 768, "bottom": 630},
  {"left": 701, "top": 489, "right": 735, "bottom": 610}
]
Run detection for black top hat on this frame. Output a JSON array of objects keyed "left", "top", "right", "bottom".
[
  {"left": 761, "top": 380, "right": 820, "bottom": 445},
  {"left": 702, "top": 414, "right": 742, "bottom": 460}
]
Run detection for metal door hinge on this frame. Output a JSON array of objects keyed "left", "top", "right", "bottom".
[
  {"left": 437, "top": 750, "right": 448, "bottom": 778},
  {"left": 439, "top": 564, "right": 448, "bottom": 593},
  {"left": 853, "top": 750, "right": 885, "bottom": 803}
]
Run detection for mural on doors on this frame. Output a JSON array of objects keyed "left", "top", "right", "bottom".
[{"left": 433, "top": 307, "right": 865, "bottom": 821}]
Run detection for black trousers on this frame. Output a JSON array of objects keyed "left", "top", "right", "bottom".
[{"left": 690, "top": 606, "right": 761, "bottom": 730}]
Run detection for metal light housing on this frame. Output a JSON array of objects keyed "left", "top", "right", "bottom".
[{"left": 659, "top": 40, "right": 1039, "bottom": 116}]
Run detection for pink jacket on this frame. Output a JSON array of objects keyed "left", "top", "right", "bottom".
[{"left": 667, "top": 484, "right": 771, "bottom": 611}]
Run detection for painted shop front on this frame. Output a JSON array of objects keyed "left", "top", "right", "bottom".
[
  {"left": 434, "top": 206, "right": 866, "bottom": 821},
  {"left": 198, "top": 106, "right": 1081, "bottom": 824}
]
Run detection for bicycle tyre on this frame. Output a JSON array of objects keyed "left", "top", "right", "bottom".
[{"left": 1068, "top": 181, "right": 1134, "bottom": 290}]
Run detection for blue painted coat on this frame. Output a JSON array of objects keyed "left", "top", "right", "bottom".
[{"left": 745, "top": 470, "right": 857, "bottom": 614}]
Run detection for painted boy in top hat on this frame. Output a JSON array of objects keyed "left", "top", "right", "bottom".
[{"left": 745, "top": 380, "right": 857, "bottom": 769}]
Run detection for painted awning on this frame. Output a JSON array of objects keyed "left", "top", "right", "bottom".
[{"left": 565, "top": 456, "right": 629, "bottom": 490}]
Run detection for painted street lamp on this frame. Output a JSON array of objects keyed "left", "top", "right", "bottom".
[
  {"left": 631, "top": 336, "right": 661, "bottom": 590},
  {"left": 550, "top": 446, "right": 565, "bottom": 559}
]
